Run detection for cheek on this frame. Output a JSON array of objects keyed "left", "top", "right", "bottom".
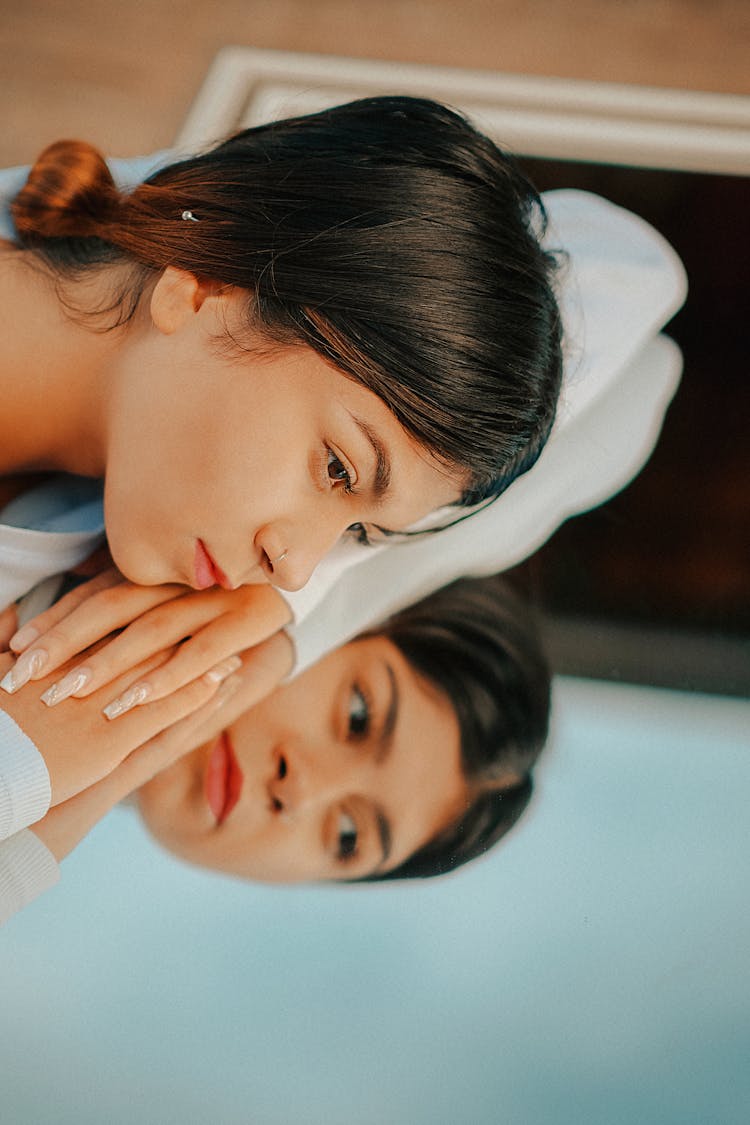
[{"left": 136, "top": 750, "right": 204, "bottom": 839}]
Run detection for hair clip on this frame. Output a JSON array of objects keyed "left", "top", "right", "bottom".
[{"left": 181, "top": 210, "right": 199, "bottom": 222}]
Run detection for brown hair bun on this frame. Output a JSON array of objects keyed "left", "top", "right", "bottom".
[{"left": 11, "top": 139, "right": 120, "bottom": 242}]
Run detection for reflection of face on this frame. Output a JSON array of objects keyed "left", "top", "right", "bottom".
[
  {"left": 136, "top": 636, "right": 468, "bottom": 883},
  {"left": 104, "top": 273, "right": 463, "bottom": 592}
]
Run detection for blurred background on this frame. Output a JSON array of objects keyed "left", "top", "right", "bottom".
[
  {"left": 2, "top": 1, "right": 749, "bottom": 164},
  {"left": 1, "top": 4, "right": 749, "bottom": 1123}
]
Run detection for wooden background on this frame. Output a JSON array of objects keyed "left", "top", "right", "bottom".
[{"left": 2, "top": 0, "right": 749, "bottom": 165}]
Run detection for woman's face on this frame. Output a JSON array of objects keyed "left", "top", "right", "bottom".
[
  {"left": 136, "top": 635, "right": 468, "bottom": 882},
  {"left": 104, "top": 270, "right": 463, "bottom": 592}
]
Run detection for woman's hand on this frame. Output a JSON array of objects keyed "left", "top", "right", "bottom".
[
  {"left": 0, "top": 643, "right": 237, "bottom": 807},
  {"left": 1, "top": 571, "right": 292, "bottom": 718},
  {"left": 29, "top": 631, "right": 293, "bottom": 862},
  {"left": 0, "top": 628, "right": 293, "bottom": 811}
]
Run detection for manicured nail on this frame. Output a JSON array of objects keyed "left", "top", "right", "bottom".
[
  {"left": 41, "top": 668, "right": 91, "bottom": 707},
  {"left": 102, "top": 682, "right": 152, "bottom": 720},
  {"left": 0, "top": 648, "right": 48, "bottom": 694},
  {"left": 9, "top": 624, "right": 40, "bottom": 653},
  {"left": 204, "top": 655, "right": 242, "bottom": 684},
  {"left": 215, "top": 673, "right": 242, "bottom": 706}
]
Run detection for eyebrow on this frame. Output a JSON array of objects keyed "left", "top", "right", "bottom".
[
  {"left": 351, "top": 415, "right": 392, "bottom": 500},
  {"left": 375, "top": 661, "right": 399, "bottom": 765},
  {"left": 374, "top": 808, "right": 392, "bottom": 871},
  {"left": 369, "top": 661, "right": 399, "bottom": 872}
]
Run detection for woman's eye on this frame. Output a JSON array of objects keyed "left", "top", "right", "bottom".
[
  {"left": 327, "top": 448, "right": 353, "bottom": 491},
  {"left": 337, "top": 811, "right": 358, "bottom": 860},
  {"left": 348, "top": 684, "right": 370, "bottom": 738}
]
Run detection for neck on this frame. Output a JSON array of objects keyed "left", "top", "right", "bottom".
[{"left": 0, "top": 245, "right": 118, "bottom": 479}]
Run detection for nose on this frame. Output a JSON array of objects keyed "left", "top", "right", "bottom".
[
  {"left": 255, "top": 510, "right": 352, "bottom": 592},
  {"left": 267, "top": 744, "right": 357, "bottom": 818}
]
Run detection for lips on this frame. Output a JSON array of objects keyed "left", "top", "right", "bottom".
[
  {"left": 194, "top": 539, "right": 231, "bottom": 590},
  {"left": 204, "top": 731, "right": 244, "bottom": 825}
]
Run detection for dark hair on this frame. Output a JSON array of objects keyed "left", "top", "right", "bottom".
[
  {"left": 11, "top": 97, "right": 563, "bottom": 502},
  {"left": 364, "top": 574, "right": 551, "bottom": 881}
]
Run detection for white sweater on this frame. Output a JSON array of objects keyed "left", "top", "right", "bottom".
[
  {"left": 0, "top": 156, "right": 687, "bottom": 925},
  {"left": 0, "top": 477, "right": 106, "bottom": 923}
]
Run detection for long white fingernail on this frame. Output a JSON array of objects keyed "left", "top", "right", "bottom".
[
  {"left": 9, "top": 624, "right": 40, "bottom": 652},
  {"left": 102, "top": 682, "right": 152, "bottom": 720},
  {"left": 41, "top": 668, "right": 91, "bottom": 707},
  {"left": 0, "top": 648, "right": 48, "bottom": 694},
  {"left": 204, "top": 655, "right": 242, "bottom": 684}
]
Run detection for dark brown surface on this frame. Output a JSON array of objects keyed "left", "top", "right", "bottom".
[{"left": 510, "top": 160, "right": 750, "bottom": 692}]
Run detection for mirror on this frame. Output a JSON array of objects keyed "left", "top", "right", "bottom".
[{"left": 3, "top": 680, "right": 748, "bottom": 1121}]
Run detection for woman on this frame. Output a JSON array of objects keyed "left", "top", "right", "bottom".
[
  {"left": 0, "top": 95, "right": 684, "bottom": 914},
  {"left": 0, "top": 94, "right": 562, "bottom": 921},
  {"left": 8, "top": 575, "right": 550, "bottom": 911}
]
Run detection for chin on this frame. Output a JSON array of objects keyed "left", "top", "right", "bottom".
[{"left": 108, "top": 537, "right": 172, "bottom": 587}]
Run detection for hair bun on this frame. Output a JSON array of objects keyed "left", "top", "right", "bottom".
[{"left": 11, "top": 139, "right": 120, "bottom": 242}]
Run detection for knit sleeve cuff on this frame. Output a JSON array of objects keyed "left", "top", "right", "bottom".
[
  {"left": 0, "top": 710, "right": 51, "bottom": 839},
  {"left": 0, "top": 829, "right": 60, "bottom": 926}
]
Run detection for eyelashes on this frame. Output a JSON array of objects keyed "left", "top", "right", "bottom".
[
  {"left": 336, "top": 811, "right": 358, "bottom": 860},
  {"left": 323, "top": 447, "right": 389, "bottom": 550},
  {"left": 326, "top": 447, "right": 355, "bottom": 493},
  {"left": 334, "top": 682, "right": 372, "bottom": 863},
  {"left": 348, "top": 682, "right": 371, "bottom": 739}
]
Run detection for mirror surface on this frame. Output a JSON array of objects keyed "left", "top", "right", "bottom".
[{"left": 3, "top": 679, "right": 749, "bottom": 1124}]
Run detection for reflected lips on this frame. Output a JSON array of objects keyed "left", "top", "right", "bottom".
[
  {"left": 205, "top": 731, "right": 244, "bottom": 825},
  {"left": 194, "top": 539, "right": 231, "bottom": 590}
]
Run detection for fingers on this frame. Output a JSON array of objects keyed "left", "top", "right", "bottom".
[
  {"left": 60, "top": 587, "right": 240, "bottom": 704},
  {"left": 97, "top": 589, "right": 292, "bottom": 715},
  {"left": 95, "top": 655, "right": 242, "bottom": 747},
  {"left": 1, "top": 574, "right": 186, "bottom": 694},
  {"left": 109, "top": 636, "right": 292, "bottom": 803},
  {"left": 111, "top": 672, "right": 245, "bottom": 799},
  {"left": 26, "top": 584, "right": 290, "bottom": 717},
  {"left": 8, "top": 568, "right": 123, "bottom": 651},
  {"left": 32, "top": 673, "right": 243, "bottom": 862},
  {"left": 100, "top": 636, "right": 291, "bottom": 791},
  {"left": 42, "top": 651, "right": 242, "bottom": 807},
  {"left": 30, "top": 638, "right": 292, "bottom": 861},
  {"left": 188, "top": 633, "right": 295, "bottom": 733}
]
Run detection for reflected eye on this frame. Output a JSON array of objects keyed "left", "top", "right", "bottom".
[
  {"left": 346, "top": 522, "right": 372, "bottom": 546},
  {"left": 327, "top": 448, "right": 353, "bottom": 492},
  {"left": 337, "top": 811, "right": 358, "bottom": 860},
  {"left": 348, "top": 684, "right": 370, "bottom": 739}
]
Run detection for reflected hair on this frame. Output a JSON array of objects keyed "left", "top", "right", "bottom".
[
  {"left": 362, "top": 574, "right": 551, "bottom": 881},
  {"left": 11, "top": 96, "right": 563, "bottom": 502}
]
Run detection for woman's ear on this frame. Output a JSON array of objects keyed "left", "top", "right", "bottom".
[{"left": 149, "top": 268, "right": 217, "bottom": 335}]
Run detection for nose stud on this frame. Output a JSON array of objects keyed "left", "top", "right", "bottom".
[{"left": 271, "top": 549, "right": 289, "bottom": 565}]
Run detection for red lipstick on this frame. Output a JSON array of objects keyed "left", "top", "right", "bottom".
[
  {"left": 205, "top": 731, "right": 244, "bottom": 825},
  {"left": 194, "top": 539, "right": 232, "bottom": 590}
]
